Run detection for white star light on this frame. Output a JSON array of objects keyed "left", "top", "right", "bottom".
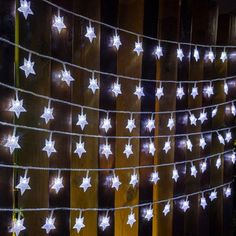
[
  {"left": 220, "top": 51, "right": 227, "bottom": 63},
  {"left": 191, "top": 85, "right": 198, "bottom": 99},
  {"left": 199, "top": 136, "right": 206, "bottom": 149},
  {"left": 225, "top": 130, "right": 232, "bottom": 143},
  {"left": 111, "top": 174, "right": 121, "bottom": 191},
  {"left": 209, "top": 190, "right": 217, "bottom": 201},
  {"left": 88, "top": 75, "right": 99, "bottom": 94},
  {"left": 16, "top": 171, "right": 31, "bottom": 195},
  {"left": 163, "top": 202, "right": 170, "bottom": 216},
  {"left": 112, "top": 33, "right": 122, "bottom": 50},
  {"left": 217, "top": 133, "right": 225, "bottom": 145},
  {"left": 42, "top": 215, "right": 56, "bottom": 234},
  {"left": 41, "top": 105, "right": 54, "bottom": 124},
  {"left": 167, "top": 116, "right": 175, "bottom": 130},
  {"left": 186, "top": 137, "right": 193, "bottom": 151},
  {"left": 225, "top": 187, "right": 231, "bottom": 197},
  {"left": 190, "top": 164, "right": 197, "bottom": 178},
  {"left": 134, "top": 84, "right": 145, "bottom": 99},
  {"left": 73, "top": 215, "right": 85, "bottom": 233},
  {"left": 74, "top": 140, "right": 86, "bottom": 158},
  {"left": 181, "top": 199, "right": 190, "bottom": 212},
  {"left": 80, "top": 174, "right": 92, "bottom": 192},
  {"left": 154, "top": 45, "right": 163, "bottom": 59},
  {"left": 20, "top": 56, "right": 35, "bottom": 78},
  {"left": 216, "top": 156, "right": 221, "bottom": 169},
  {"left": 85, "top": 24, "right": 96, "bottom": 43},
  {"left": 123, "top": 143, "right": 133, "bottom": 158},
  {"left": 10, "top": 216, "right": 26, "bottom": 236},
  {"left": 172, "top": 167, "right": 179, "bottom": 182},
  {"left": 189, "top": 113, "right": 197, "bottom": 126},
  {"left": 4, "top": 133, "right": 20, "bottom": 154},
  {"left": 230, "top": 152, "right": 236, "bottom": 164},
  {"left": 42, "top": 137, "right": 56, "bottom": 157},
  {"left": 193, "top": 47, "right": 200, "bottom": 61},
  {"left": 61, "top": 68, "right": 74, "bottom": 86},
  {"left": 150, "top": 171, "right": 160, "bottom": 184},
  {"left": 130, "top": 172, "right": 138, "bottom": 188},
  {"left": 176, "top": 85, "right": 185, "bottom": 99},
  {"left": 198, "top": 110, "right": 208, "bottom": 124},
  {"left": 200, "top": 195, "right": 207, "bottom": 209},
  {"left": 212, "top": 107, "right": 218, "bottom": 118},
  {"left": 224, "top": 82, "right": 228, "bottom": 95},
  {"left": 133, "top": 40, "right": 143, "bottom": 56},
  {"left": 9, "top": 96, "right": 26, "bottom": 118},
  {"left": 100, "top": 215, "right": 110, "bottom": 231},
  {"left": 101, "top": 116, "right": 112, "bottom": 133},
  {"left": 177, "top": 47, "right": 184, "bottom": 61},
  {"left": 101, "top": 141, "right": 112, "bottom": 159},
  {"left": 163, "top": 139, "right": 171, "bottom": 154},
  {"left": 18, "top": 0, "right": 33, "bottom": 19},
  {"left": 207, "top": 49, "right": 215, "bottom": 63},
  {"left": 146, "top": 117, "right": 155, "bottom": 132},
  {"left": 112, "top": 80, "right": 122, "bottom": 97},
  {"left": 126, "top": 117, "right": 136, "bottom": 133},
  {"left": 205, "top": 84, "right": 214, "bottom": 97},
  {"left": 76, "top": 112, "right": 88, "bottom": 130},
  {"left": 148, "top": 140, "right": 156, "bottom": 156},
  {"left": 144, "top": 207, "right": 153, "bottom": 221},
  {"left": 53, "top": 11, "right": 66, "bottom": 33},
  {"left": 200, "top": 161, "right": 207, "bottom": 173},
  {"left": 51, "top": 175, "right": 64, "bottom": 194},
  {"left": 231, "top": 103, "right": 236, "bottom": 116},
  {"left": 127, "top": 211, "right": 136, "bottom": 227},
  {"left": 155, "top": 84, "right": 164, "bottom": 100}
]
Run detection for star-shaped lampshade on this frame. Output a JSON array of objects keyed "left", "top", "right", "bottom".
[
  {"left": 42, "top": 137, "right": 56, "bottom": 157},
  {"left": 150, "top": 171, "right": 160, "bottom": 184},
  {"left": 163, "top": 202, "right": 170, "bottom": 216},
  {"left": 99, "top": 215, "right": 110, "bottom": 231},
  {"left": 112, "top": 81, "right": 122, "bottom": 97},
  {"left": 42, "top": 215, "right": 56, "bottom": 234},
  {"left": 220, "top": 51, "right": 227, "bottom": 63},
  {"left": 53, "top": 12, "right": 66, "bottom": 33},
  {"left": 73, "top": 216, "right": 85, "bottom": 233},
  {"left": 61, "top": 68, "right": 74, "bottom": 86},
  {"left": 225, "top": 130, "right": 232, "bottom": 143},
  {"left": 189, "top": 113, "right": 197, "bottom": 126},
  {"left": 167, "top": 116, "right": 175, "bottom": 130},
  {"left": 156, "top": 85, "right": 164, "bottom": 100},
  {"left": 181, "top": 199, "right": 190, "bottom": 212},
  {"left": 199, "top": 136, "right": 206, "bottom": 149},
  {"left": 207, "top": 49, "right": 215, "bottom": 63},
  {"left": 51, "top": 175, "right": 64, "bottom": 194},
  {"left": 18, "top": 0, "right": 33, "bottom": 19},
  {"left": 200, "top": 195, "right": 207, "bottom": 209},
  {"left": 20, "top": 56, "right": 36, "bottom": 78},
  {"left": 190, "top": 164, "right": 197, "bottom": 178},
  {"left": 133, "top": 41, "right": 143, "bottom": 56},
  {"left": 191, "top": 86, "right": 198, "bottom": 99},
  {"left": 130, "top": 172, "right": 138, "bottom": 188},
  {"left": 112, "top": 33, "right": 122, "bottom": 50},
  {"left": 9, "top": 97, "right": 26, "bottom": 118},
  {"left": 134, "top": 84, "right": 145, "bottom": 99},
  {"left": 123, "top": 143, "right": 133, "bottom": 158},
  {"left": 76, "top": 112, "right": 88, "bottom": 130},
  {"left": 80, "top": 175, "right": 92, "bottom": 192},
  {"left": 186, "top": 137, "right": 193, "bottom": 151},
  {"left": 146, "top": 117, "right": 155, "bottom": 132},
  {"left": 154, "top": 45, "right": 163, "bottom": 59},
  {"left": 10, "top": 216, "right": 26, "bottom": 236},
  {"left": 4, "top": 133, "right": 20, "bottom": 154},
  {"left": 172, "top": 167, "right": 179, "bottom": 182},
  {"left": 126, "top": 117, "right": 136, "bottom": 132},
  {"left": 101, "top": 116, "right": 112, "bottom": 133},
  {"left": 177, "top": 47, "right": 184, "bottom": 61},
  {"left": 101, "top": 142, "right": 112, "bottom": 159},
  {"left": 111, "top": 174, "right": 121, "bottom": 191},
  {"left": 88, "top": 77, "right": 99, "bottom": 94},
  {"left": 148, "top": 140, "right": 156, "bottom": 156},
  {"left": 200, "top": 161, "right": 207, "bottom": 173},
  {"left": 144, "top": 207, "right": 153, "bottom": 221},
  {"left": 198, "top": 110, "right": 208, "bottom": 124},
  {"left": 176, "top": 85, "right": 185, "bottom": 99},
  {"left": 16, "top": 172, "right": 31, "bottom": 195},
  {"left": 205, "top": 84, "right": 214, "bottom": 97},
  {"left": 41, "top": 105, "right": 54, "bottom": 124},
  {"left": 74, "top": 141, "right": 86, "bottom": 158},
  {"left": 127, "top": 212, "right": 136, "bottom": 227},
  {"left": 163, "top": 139, "right": 171, "bottom": 154},
  {"left": 209, "top": 190, "right": 217, "bottom": 201},
  {"left": 193, "top": 48, "right": 200, "bottom": 61},
  {"left": 85, "top": 24, "right": 96, "bottom": 43}
]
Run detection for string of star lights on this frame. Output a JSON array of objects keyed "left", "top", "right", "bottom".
[{"left": 2, "top": 181, "right": 233, "bottom": 234}]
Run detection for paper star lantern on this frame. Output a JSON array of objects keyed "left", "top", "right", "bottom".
[
  {"left": 74, "top": 139, "right": 86, "bottom": 158},
  {"left": 231, "top": 103, "right": 236, "bottom": 116},
  {"left": 181, "top": 199, "right": 190, "bottom": 212},
  {"left": 101, "top": 115, "right": 112, "bottom": 133},
  {"left": 112, "top": 32, "right": 122, "bottom": 50},
  {"left": 18, "top": 0, "right": 33, "bottom": 19},
  {"left": 51, "top": 172, "right": 64, "bottom": 194},
  {"left": 127, "top": 211, "right": 136, "bottom": 227},
  {"left": 4, "top": 132, "right": 20, "bottom": 154},
  {"left": 172, "top": 167, "right": 179, "bottom": 182},
  {"left": 189, "top": 113, "right": 197, "bottom": 126},
  {"left": 53, "top": 10, "right": 66, "bottom": 33},
  {"left": 225, "top": 186, "right": 231, "bottom": 197},
  {"left": 155, "top": 84, "right": 164, "bottom": 100},
  {"left": 134, "top": 83, "right": 145, "bottom": 99},
  {"left": 76, "top": 110, "right": 88, "bottom": 130},
  {"left": 199, "top": 135, "right": 206, "bottom": 150},
  {"left": 163, "top": 138, "right": 171, "bottom": 154},
  {"left": 73, "top": 213, "right": 85, "bottom": 233},
  {"left": 112, "top": 79, "right": 122, "bottom": 97},
  {"left": 193, "top": 47, "right": 200, "bottom": 61},
  {"left": 146, "top": 117, "right": 155, "bottom": 132},
  {"left": 217, "top": 132, "right": 225, "bottom": 145},
  {"left": 230, "top": 152, "right": 236, "bottom": 164},
  {"left": 212, "top": 107, "right": 218, "bottom": 118},
  {"left": 167, "top": 115, "right": 175, "bottom": 130},
  {"left": 144, "top": 207, "right": 153, "bottom": 221},
  {"left": 148, "top": 140, "right": 156, "bottom": 156},
  {"left": 224, "top": 81, "right": 228, "bottom": 95},
  {"left": 133, "top": 39, "right": 143, "bottom": 56},
  {"left": 220, "top": 51, "right": 227, "bottom": 63},
  {"left": 225, "top": 130, "right": 232, "bottom": 143},
  {"left": 123, "top": 142, "right": 133, "bottom": 158},
  {"left": 10, "top": 215, "right": 26, "bottom": 236},
  {"left": 111, "top": 173, "right": 121, "bottom": 191},
  {"left": 207, "top": 49, "right": 215, "bottom": 63},
  {"left": 41, "top": 102, "right": 54, "bottom": 124},
  {"left": 163, "top": 202, "right": 170, "bottom": 216},
  {"left": 100, "top": 214, "right": 110, "bottom": 231},
  {"left": 200, "top": 161, "right": 207, "bottom": 173},
  {"left": 42, "top": 213, "right": 56, "bottom": 234},
  {"left": 191, "top": 85, "right": 198, "bottom": 99},
  {"left": 186, "top": 137, "right": 193, "bottom": 151},
  {"left": 80, "top": 172, "right": 92, "bottom": 192},
  {"left": 20, "top": 54, "right": 35, "bottom": 78},
  {"left": 176, "top": 85, "right": 185, "bottom": 99},
  {"left": 200, "top": 194, "right": 207, "bottom": 209},
  {"left": 190, "top": 164, "right": 197, "bottom": 178},
  {"left": 209, "top": 190, "right": 217, "bottom": 201},
  {"left": 101, "top": 140, "right": 112, "bottom": 159},
  {"left": 154, "top": 45, "right": 163, "bottom": 59},
  {"left": 85, "top": 22, "right": 96, "bottom": 43},
  {"left": 16, "top": 170, "right": 31, "bottom": 195},
  {"left": 126, "top": 115, "right": 136, "bottom": 133},
  {"left": 61, "top": 68, "right": 74, "bottom": 86},
  {"left": 177, "top": 46, "right": 184, "bottom": 61},
  {"left": 9, "top": 94, "right": 26, "bottom": 118},
  {"left": 150, "top": 170, "right": 160, "bottom": 184},
  {"left": 205, "top": 84, "right": 214, "bottom": 97},
  {"left": 216, "top": 156, "right": 221, "bottom": 169},
  {"left": 198, "top": 110, "right": 207, "bottom": 124},
  {"left": 88, "top": 73, "right": 99, "bottom": 94},
  {"left": 130, "top": 171, "right": 139, "bottom": 188},
  {"left": 42, "top": 135, "right": 56, "bottom": 157}
]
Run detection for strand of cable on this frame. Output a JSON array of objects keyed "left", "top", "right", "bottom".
[{"left": 1, "top": 36, "right": 236, "bottom": 85}]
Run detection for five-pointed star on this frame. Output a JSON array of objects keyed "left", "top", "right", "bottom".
[
  {"left": 126, "top": 118, "right": 136, "bottom": 132},
  {"left": 191, "top": 86, "right": 198, "bottom": 99},
  {"left": 209, "top": 191, "right": 217, "bottom": 201},
  {"left": 193, "top": 48, "right": 200, "bottom": 61},
  {"left": 186, "top": 138, "right": 193, "bottom": 151},
  {"left": 225, "top": 187, "right": 231, "bottom": 197},
  {"left": 80, "top": 176, "right": 91, "bottom": 192},
  {"left": 212, "top": 107, "right": 218, "bottom": 118},
  {"left": 231, "top": 153, "right": 236, "bottom": 164},
  {"left": 42, "top": 139, "right": 56, "bottom": 157},
  {"left": 176, "top": 86, "right": 185, "bottom": 99},
  {"left": 231, "top": 104, "right": 236, "bottom": 116},
  {"left": 181, "top": 200, "right": 190, "bottom": 212},
  {"left": 100, "top": 216, "right": 110, "bottom": 231},
  {"left": 154, "top": 46, "right": 163, "bottom": 59},
  {"left": 76, "top": 113, "right": 88, "bottom": 130},
  {"left": 145, "top": 208, "right": 153, "bottom": 221},
  {"left": 74, "top": 141, "right": 86, "bottom": 158},
  {"left": 10, "top": 218, "right": 26, "bottom": 236},
  {"left": 18, "top": 0, "right": 33, "bottom": 19},
  {"left": 200, "top": 196, "right": 207, "bottom": 209},
  {"left": 127, "top": 212, "right": 136, "bottom": 227},
  {"left": 41, "top": 106, "right": 54, "bottom": 124},
  {"left": 52, "top": 176, "right": 64, "bottom": 194},
  {"left": 85, "top": 25, "right": 96, "bottom": 42},
  {"left": 163, "top": 202, "right": 170, "bottom": 216},
  {"left": 111, "top": 175, "right": 121, "bottom": 191},
  {"left": 146, "top": 118, "right": 155, "bottom": 132},
  {"left": 53, "top": 15, "right": 66, "bottom": 33},
  {"left": 112, "top": 34, "right": 122, "bottom": 50},
  {"left": 199, "top": 137, "right": 206, "bottom": 149},
  {"left": 167, "top": 117, "right": 175, "bottom": 130},
  {"left": 216, "top": 157, "right": 221, "bottom": 169},
  {"left": 130, "top": 173, "right": 138, "bottom": 187},
  {"left": 224, "top": 82, "right": 228, "bottom": 95},
  {"left": 155, "top": 86, "right": 164, "bottom": 100},
  {"left": 16, "top": 176, "right": 31, "bottom": 195},
  {"left": 172, "top": 168, "right": 179, "bottom": 182},
  {"left": 189, "top": 113, "right": 197, "bottom": 126},
  {"left": 123, "top": 144, "right": 133, "bottom": 158},
  {"left": 73, "top": 217, "right": 85, "bottom": 233},
  {"left": 198, "top": 111, "right": 208, "bottom": 124},
  {"left": 218, "top": 134, "right": 225, "bottom": 145},
  {"left": 163, "top": 140, "right": 171, "bottom": 154},
  {"left": 200, "top": 161, "right": 207, "bottom": 173},
  {"left": 88, "top": 78, "right": 99, "bottom": 94},
  {"left": 190, "top": 165, "right": 197, "bottom": 178},
  {"left": 134, "top": 85, "right": 145, "bottom": 99},
  {"left": 177, "top": 48, "right": 184, "bottom": 61},
  {"left": 220, "top": 51, "right": 227, "bottom": 63},
  {"left": 205, "top": 85, "right": 214, "bottom": 97},
  {"left": 133, "top": 42, "right": 143, "bottom": 56},
  {"left": 101, "top": 143, "right": 112, "bottom": 159},
  {"left": 61, "top": 69, "right": 74, "bottom": 86},
  {"left": 42, "top": 217, "right": 56, "bottom": 234},
  {"left": 208, "top": 51, "right": 215, "bottom": 63},
  {"left": 101, "top": 117, "right": 112, "bottom": 133},
  {"left": 9, "top": 98, "right": 26, "bottom": 118},
  {"left": 4, "top": 134, "right": 20, "bottom": 154},
  {"left": 149, "top": 141, "right": 156, "bottom": 156},
  {"left": 20, "top": 57, "right": 35, "bottom": 78},
  {"left": 151, "top": 171, "right": 160, "bottom": 184},
  {"left": 112, "top": 81, "right": 122, "bottom": 97},
  {"left": 225, "top": 131, "right": 232, "bottom": 143}
]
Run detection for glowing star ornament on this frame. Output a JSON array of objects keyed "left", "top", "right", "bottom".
[
  {"left": 74, "top": 139, "right": 86, "bottom": 158},
  {"left": 101, "top": 115, "right": 112, "bottom": 133},
  {"left": 190, "top": 164, "right": 197, "bottom": 178},
  {"left": 163, "top": 138, "right": 171, "bottom": 154},
  {"left": 177, "top": 45, "right": 184, "bottom": 61},
  {"left": 146, "top": 117, "right": 155, "bottom": 132},
  {"left": 230, "top": 152, "right": 236, "bottom": 164},
  {"left": 76, "top": 110, "right": 88, "bottom": 130},
  {"left": 51, "top": 172, "right": 64, "bottom": 194},
  {"left": 217, "top": 132, "right": 225, "bottom": 145},
  {"left": 163, "top": 202, "right": 170, "bottom": 216},
  {"left": 225, "top": 186, "right": 231, "bottom": 197},
  {"left": 155, "top": 84, "right": 164, "bottom": 100},
  {"left": 18, "top": 0, "right": 33, "bottom": 19},
  {"left": 80, "top": 172, "right": 92, "bottom": 192},
  {"left": 148, "top": 140, "right": 156, "bottom": 156},
  {"left": 220, "top": 50, "right": 227, "bottom": 63},
  {"left": 41, "top": 101, "right": 54, "bottom": 124},
  {"left": 127, "top": 211, "right": 136, "bottom": 228},
  {"left": 53, "top": 10, "right": 66, "bottom": 33},
  {"left": 130, "top": 171, "right": 139, "bottom": 188},
  {"left": 100, "top": 214, "right": 110, "bottom": 231},
  {"left": 181, "top": 199, "right": 190, "bottom": 212},
  {"left": 112, "top": 31, "right": 122, "bottom": 50},
  {"left": 73, "top": 213, "right": 85, "bottom": 233},
  {"left": 154, "top": 44, "right": 163, "bottom": 59},
  {"left": 9, "top": 93, "right": 26, "bottom": 118},
  {"left": 212, "top": 107, "right": 218, "bottom": 118},
  {"left": 61, "top": 67, "right": 74, "bottom": 86},
  {"left": 126, "top": 115, "right": 136, "bottom": 133},
  {"left": 193, "top": 47, "right": 200, "bottom": 61},
  {"left": 189, "top": 113, "right": 197, "bottom": 126},
  {"left": 172, "top": 166, "right": 179, "bottom": 182},
  {"left": 134, "top": 83, "right": 144, "bottom": 99},
  {"left": 133, "top": 38, "right": 143, "bottom": 56},
  {"left": 200, "top": 194, "right": 207, "bottom": 209},
  {"left": 42, "top": 134, "right": 56, "bottom": 157},
  {"left": 176, "top": 84, "right": 185, "bottom": 99},
  {"left": 198, "top": 110, "right": 208, "bottom": 124},
  {"left": 216, "top": 156, "right": 221, "bottom": 169},
  {"left": 20, "top": 54, "right": 35, "bottom": 78},
  {"left": 199, "top": 136, "right": 206, "bottom": 150},
  {"left": 205, "top": 84, "right": 214, "bottom": 98},
  {"left": 101, "top": 139, "right": 112, "bottom": 159},
  {"left": 16, "top": 170, "right": 31, "bottom": 195},
  {"left": 85, "top": 22, "right": 96, "bottom": 43},
  {"left": 88, "top": 73, "right": 99, "bottom": 94},
  {"left": 231, "top": 103, "right": 236, "bottom": 116},
  {"left": 150, "top": 170, "right": 160, "bottom": 184},
  {"left": 10, "top": 215, "right": 26, "bottom": 236},
  {"left": 144, "top": 207, "right": 153, "bottom": 221},
  {"left": 4, "top": 131, "right": 20, "bottom": 154},
  {"left": 167, "top": 115, "right": 175, "bottom": 130},
  {"left": 200, "top": 161, "right": 207, "bottom": 173},
  {"left": 224, "top": 81, "right": 229, "bottom": 95},
  {"left": 111, "top": 173, "right": 121, "bottom": 191},
  {"left": 123, "top": 142, "right": 133, "bottom": 158},
  {"left": 225, "top": 130, "right": 232, "bottom": 143},
  {"left": 209, "top": 190, "right": 217, "bottom": 201},
  {"left": 207, "top": 48, "right": 215, "bottom": 63},
  {"left": 186, "top": 137, "right": 193, "bottom": 151},
  {"left": 191, "top": 85, "right": 199, "bottom": 99},
  {"left": 42, "top": 213, "right": 56, "bottom": 234},
  {"left": 112, "top": 79, "right": 122, "bottom": 97}
]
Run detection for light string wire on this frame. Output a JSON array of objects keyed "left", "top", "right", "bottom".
[
  {"left": 1, "top": 120, "right": 236, "bottom": 139},
  {"left": 41, "top": 0, "right": 236, "bottom": 49},
  {"left": 1, "top": 81, "right": 236, "bottom": 115},
  {"left": 0, "top": 181, "right": 233, "bottom": 212},
  {"left": 0, "top": 149, "right": 233, "bottom": 172},
  {"left": 1, "top": 36, "right": 236, "bottom": 84}
]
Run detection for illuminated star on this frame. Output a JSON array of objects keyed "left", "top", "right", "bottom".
[
  {"left": 193, "top": 48, "right": 200, "bottom": 61},
  {"left": 73, "top": 216, "right": 85, "bottom": 233},
  {"left": 76, "top": 113, "right": 88, "bottom": 130},
  {"left": 199, "top": 136, "right": 206, "bottom": 149},
  {"left": 155, "top": 85, "right": 164, "bottom": 100},
  {"left": 112, "top": 34, "right": 122, "bottom": 50},
  {"left": 224, "top": 82, "right": 228, "bottom": 95},
  {"left": 80, "top": 176, "right": 91, "bottom": 192},
  {"left": 123, "top": 143, "right": 133, "bottom": 158},
  {"left": 220, "top": 51, "right": 227, "bottom": 63},
  {"left": 100, "top": 216, "right": 110, "bottom": 231},
  {"left": 145, "top": 208, "right": 153, "bottom": 221},
  {"left": 9, "top": 98, "right": 26, "bottom": 118},
  {"left": 129, "top": 173, "right": 138, "bottom": 188},
  {"left": 42, "top": 138, "right": 56, "bottom": 157},
  {"left": 85, "top": 25, "right": 96, "bottom": 43},
  {"left": 4, "top": 134, "right": 20, "bottom": 154},
  {"left": 74, "top": 141, "right": 86, "bottom": 158},
  {"left": 148, "top": 141, "right": 156, "bottom": 156},
  {"left": 51, "top": 176, "right": 64, "bottom": 194},
  {"left": 209, "top": 190, "right": 217, "bottom": 201},
  {"left": 231, "top": 103, "right": 236, "bottom": 116},
  {"left": 191, "top": 86, "right": 198, "bottom": 99},
  {"left": 200, "top": 161, "right": 207, "bottom": 173},
  {"left": 150, "top": 171, "right": 160, "bottom": 184},
  {"left": 163, "top": 140, "right": 171, "bottom": 154},
  {"left": 177, "top": 48, "right": 184, "bottom": 61},
  {"left": 18, "top": 0, "right": 33, "bottom": 19},
  {"left": 41, "top": 106, "right": 54, "bottom": 124},
  {"left": 189, "top": 113, "right": 197, "bottom": 126},
  {"left": 217, "top": 133, "right": 225, "bottom": 145},
  {"left": 208, "top": 50, "right": 215, "bottom": 63},
  {"left": 126, "top": 118, "right": 136, "bottom": 133},
  {"left": 133, "top": 41, "right": 143, "bottom": 56},
  {"left": 154, "top": 46, "right": 163, "bottom": 59},
  {"left": 167, "top": 116, "right": 175, "bottom": 130},
  {"left": 230, "top": 152, "right": 236, "bottom": 164},
  {"left": 225, "top": 130, "right": 232, "bottom": 143},
  {"left": 200, "top": 196, "right": 207, "bottom": 209},
  {"left": 101, "top": 143, "right": 112, "bottom": 159},
  {"left": 198, "top": 111, "right": 207, "bottom": 124},
  {"left": 111, "top": 174, "right": 121, "bottom": 191},
  {"left": 146, "top": 118, "right": 155, "bottom": 132},
  {"left": 216, "top": 157, "right": 221, "bottom": 169},
  {"left": 172, "top": 168, "right": 179, "bottom": 182},
  {"left": 10, "top": 217, "right": 26, "bottom": 236},
  {"left": 212, "top": 107, "right": 218, "bottom": 118},
  {"left": 163, "top": 202, "right": 170, "bottom": 216},
  {"left": 112, "top": 81, "right": 122, "bottom": 97},
  {"left": 134, "top": 84, "right": 144, "bottom": 99},
  {"left": 205, "top": 85, "right": 214, "bottom": 97},
  {"left": 20, "top": 57, "right": 35, "bottom": 78},
  {"left": 176, "top": 86, "right": 185, "bottom": 99},
  {"left": 16, "top": 175, "right": 31, "bottom": 195},
  {"left": 186, "top": 138, "right": 193, "bottom": 151},
  {"left": 88, "top": 77, "right": 99, "bottom": 94},
  {"left": 61, "top": 69, "right": 74, "bottom": 86},
  {"left": 53, "top": 13, "right": 66, "bottom": 33},
  {"left": 101, "top": 117, "right": 112, "bottom": 133},
  {"left": 225, "top": 187, "right": 231, "bottom": 197},
  {"left": 127, "top": 212, "right": 136, "bottom": 227},
  {"left": 190, "top": 165, "right": 197, "bottom": 178},
  {"left": 42, "top": 216, "right": 56, "bottom": 234},
  {"left": 181, "top": 199, "right": 189, "bottom": 212}
]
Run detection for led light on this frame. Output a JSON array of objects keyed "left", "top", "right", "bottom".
[
  {"left": 20, "top": 53, "right": 35, "bottom": 78},
  {"left": 123, "top": 140, "right": 133, "bottom": 158},
  {"left": 101, "top": 139, "right": 112, "bottom": 159},
  {"left": 189, "top": 113, "right": 197, "bottom": 126},
  {"left": 134, "top": 83, "right": 144, "bottom": 99},
  {"left": 225, "top": 186, "right": 231, "bottom": 197},
  {"left": 111, "top": 173, "right": 121, "bottom": 191},
  {"left": 126, "top": 114, "right": 136, "bottom": 133},
  {"left": 207, "top": 48, "right": 215, "bottom": 63},
  {"left": 163, "top": 137, "right": 171, "bottom": 154},
  {"left": 88, "top": 72, "right": 99, "bottom": 94},
  {"left": 198, "top": 110, "right": 208, "bottom": 124},
  {"left": 133, "top": 37, "right": 143, "bottom": 56},
  {"left": 209, "top": 190, "right": 217, "bottom": 201},
  {"left": 73, "top": 212, "right": 85, "bottom": 233},
  {"left": 127, "top": 210, "right": 136, "bottom": 227},
  {"left": 101, "top": 114, "right": 112, "bottom": 133},
  {"left": 61, "top": 67, "right": 74, "bottom": 86},
  {"left": 200, "top": 194, "right": 207, "bottom": 209},
  {"left": 150, "top": 170, "right": 160, "bottom": 184},
  {"left": 144, "top": 206, "right": 153, "bottom": 221},
  {"left": 167, "top": 115, "right": 175, "bottom": 130},
  {"left": 76, "top": 109, "right": 88, "bottom": 130},
  {"left": 220, "top": 50, "right": 227, "bottom": 63},
  {"left": 193, "top": 46, "right": 200, "bottom": 61},
  {"left": 205, "top": 83, "right": 214, "bottom": 97},
  {"left": 231, "top": 102, "right": 236, "bottom": 116},
  {"left": 112, "top": 79, "right": 122, "bottom": 97},
  {"left": 85, "top": 22, "right": 96, "bottom": 43},
  {"left": 10, "top": 215, "right": 26, "bottom": 236},
  {"left": 225, "top": 130, "right": 232, "bottom": 143},
  {"left": 176, "top": 84, "right": 185, "bottom": 99},
  {"left": 181, "top": 198, "right": 190, "bottom": 212},
  {"left": 18, "top": 0, "right": 33, "bottom": 19},
  {"left": 53, "top": 10, "right": 66, "bottom": 33},
  {"left": 4, "top": 130, "right": 20, "bottom": 154},
  {"left": 42, "top": 212, "right": 56, "bottom": 234},
  {"left": 200, "top": 160, "right": 207, "bottom": 173},
  {"left": 230, "top": 152, "right": 236, "bottom": 164},
  {"left": 99, "top": 213, "right": 110, "bottom": 231},
  {"left": 51, "top": 171, "right": 64, "bottom": 194},
  {"left": 190, "top": 163, "right": 197, "bottom": 178},
  {"left": 155, "top": 83, "right": 164, "bottom": 100},
  {"left": 163, "top": 201, "right": 170, "bottom": 216},
  {"left": 9, "top": 93, "right": 26, "bottom": 118},
  {"left": 224, "top": 81, "right": 228, "bottom": 95},
  {"left": 172, "top": 166, "right": 179, "bottom": 182},
  {"left": 146, "top": 116, "right": 155, "bottom": 132},
  {"left": 154, "top": 43, "right": 163, "bottom": 59},
  {"left": 177, "top": 45, "right": 184, "bottom": 61},
  {"left": 216, "top": 156, "right": 221, "bottom": 169},
  {"left": 16, "top": 169, "right": 31, "bottom": 195},
  {"left": 42, "top": 134, "right": 56, "bottom": 157},
  {"left": 212, "top": 107, "right": 218, "bottom": 118},
  {"left": 41, "top": 101, "right": 54, "bottom": 124},
  {"left": 130, "top": 170, "right": 138, "bottom": 188},
  {"left": 74, "top": 137, "right": 86, "bottom": 158},
  {"left": 112, "top": 31, "right": 122, "bottom": 50},
  {"left": 191, "top": 84, "right": 198, "bottom": 99},
  {"left": 199, "top": 135, "right": 206, "bottom": 150},
  {"left": 148, "top": 139, "right": 156, "bottom": 156},
  {"left": 186, "top": 137, "right": 193, "bottom": 151},
  {"left": 80, "top": 171, "right": 92, "bottom": 192},
  {"left": 217, "top": 132, "right": 225, "bottom": 145}
]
